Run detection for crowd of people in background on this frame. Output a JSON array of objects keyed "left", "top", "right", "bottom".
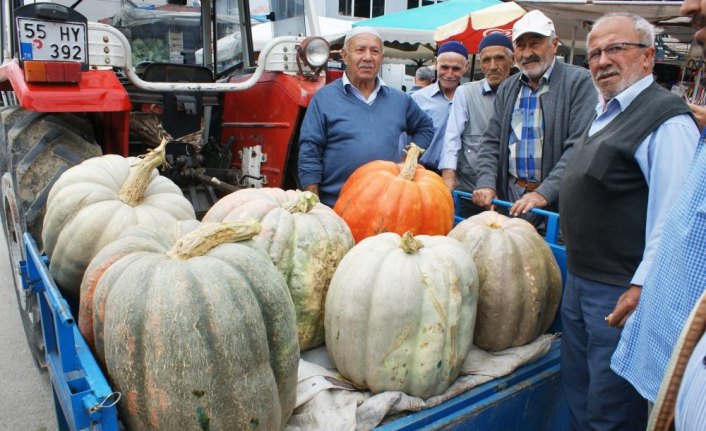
[{"left": 297, "top": 2, "right": 706, "bottom": 429}]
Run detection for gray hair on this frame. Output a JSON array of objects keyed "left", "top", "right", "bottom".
[
  {"left": 415, "top": 66, "right": 435, "bottom": 82},
  {"left": 589, "top": 13, "right": 655, "bottom": 47}
]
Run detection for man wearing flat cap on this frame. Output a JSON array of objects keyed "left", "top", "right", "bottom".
[
  {"left": 402, "top": 41, "right": 470, "bottom": 172},
  {"left": 298, "top": 26, "right": 434, "bottom": 207},
  {"left": 471, "top": 10, "right": 597, "bottom": 221},
  {"left": 439, "top": 33, "right": 514, "bottom": 216}
]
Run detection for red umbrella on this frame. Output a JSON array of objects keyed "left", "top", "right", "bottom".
[{"left": 434, "top": 2, "right": 526, "bottom": 54}]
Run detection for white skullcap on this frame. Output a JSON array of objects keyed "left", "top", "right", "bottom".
[{"left": 344, "top": 26, "right": 383, "bottom": 46}]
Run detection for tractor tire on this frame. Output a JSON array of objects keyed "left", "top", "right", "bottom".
[{"left": 1, "top": 109, "right": 102, "bottom": 370}]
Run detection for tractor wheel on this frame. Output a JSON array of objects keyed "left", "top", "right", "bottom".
[{"left": 1, "top": 109, "right": 102, "bottom": 370}]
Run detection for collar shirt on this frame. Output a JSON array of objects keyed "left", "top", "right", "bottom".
[
  {"left": 439, "top": 79, "right": 495, "bottom": 170},
  {"left": 342, "top": 72, "right": 386, "bottom": 105},
  {"left": 409, "top": 81, "right": 454, "bottom": 169},
  {"left": 607, "top": 75, "right": 701, "bottom": 403},
  {"left": 508, "top": 60, "right": 555, "bottom": 182}
]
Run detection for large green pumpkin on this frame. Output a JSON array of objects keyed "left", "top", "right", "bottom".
[
  {"left": 449, "top": 211, "right": 562, "bottom": 352},
  {"left": 89, "top": 221, "right": 299, "bottom": 430},
  {"left": 42, "top": 140, "right": 195, "bottom": 300},
  {"left": 325, "top": 232, "right": 478, "bottom": 398},
  {"left": 203, "top": 188, "right": 354, "bottom": 350}
]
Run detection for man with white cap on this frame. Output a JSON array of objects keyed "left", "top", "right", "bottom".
[
  {"left": 298, "top": 26, "right": 434, "bottom": 207},
  {"left": 439, "top": 33, "right": 514, "bottom": 216},
  {"left": 471, "top": 10, "right": 596, "bottom": 222},
  {"left": 401, "top": 41, "right": 470, "bottom": 172}
]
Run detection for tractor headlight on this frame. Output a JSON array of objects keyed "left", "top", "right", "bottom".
[{"left": 299, "top": 37, "right": 330, "bottom": 68}]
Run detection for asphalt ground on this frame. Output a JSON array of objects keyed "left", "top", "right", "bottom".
[{"left": 0, "top": 228, "right": 57, "bottom": 431}]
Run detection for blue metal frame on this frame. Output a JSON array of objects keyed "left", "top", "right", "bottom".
[{"left": 21, "top": 233, "right": 119, "bottom": 431}]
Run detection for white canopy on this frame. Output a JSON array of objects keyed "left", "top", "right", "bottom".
[{"left": 516, "top": 0, "right": 690, "bottom": 55}]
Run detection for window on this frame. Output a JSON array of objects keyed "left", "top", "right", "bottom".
[
  {"left": 407, "top": 0, "right": 447, "bottom": 9},
  {"left": 339, "top": 0, "right": 385, "bottom": 18}
]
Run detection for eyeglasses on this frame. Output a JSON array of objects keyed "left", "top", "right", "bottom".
[{"left": 587, "top": 42, "right": 647, "bottom": 64}]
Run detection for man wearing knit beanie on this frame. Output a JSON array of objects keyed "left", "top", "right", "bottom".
[
  {"left": 438, "top": 33, "right": 514, "bottom": 215},
  {"left": 402, "top": 40, "right": 469, "bottom": 171}
]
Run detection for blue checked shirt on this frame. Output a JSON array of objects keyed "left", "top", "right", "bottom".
[
  {"left": 611, "top": 127, "right": 706, "bottom": 402},
  {"left": 508, "top": 63, "right": 553, "bottom": 182}
]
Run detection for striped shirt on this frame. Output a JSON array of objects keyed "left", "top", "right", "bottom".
[{"left": 508, "top": 64, "right": 553, "bottom": 182}]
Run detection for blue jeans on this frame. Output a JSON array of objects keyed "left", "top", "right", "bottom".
[{"left": 560, "top": 272, "right": 647, "bottom": 431}]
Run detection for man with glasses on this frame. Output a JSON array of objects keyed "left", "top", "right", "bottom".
[
  {"left": 471, "top": 10, "right": 596, "bottom": 221},
  {"left": 559, "top": 12, "right": 699, "bottom": 430}
]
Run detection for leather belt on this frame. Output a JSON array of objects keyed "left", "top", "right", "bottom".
[{"left": 515, "top": 178, "right": 540, "bottom": 192}]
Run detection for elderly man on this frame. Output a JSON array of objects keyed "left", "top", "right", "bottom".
[
  {"left": 605, "top": 1, "right": 706, "bottom": 427},
  {"left": 439, "top": 33, "right": 514, "bottom": 216},
  {"left": 472, "top": 10, "right": 596, "bottom": 220},
  {"left": 298, "top": 27, "right": 434, "bottom": 207},
  {"left": 402, "top": 41, "right": 469, "bottom": 172},
  {"left": 559, "top": 12, "right": 699, "bottom": 430},
  {"left": 408, "top": 66, "right": 435, "bottom": 94}
]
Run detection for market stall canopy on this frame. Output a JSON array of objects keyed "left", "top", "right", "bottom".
[
  {"left": 352, "top": 0, "right": 506, "bottom": 61},
  {"left": 515, "top": 0, "right": 688, "bottom": 54},
  {"left": 434, "top": 2, "right": 526, "bottom": 54}
]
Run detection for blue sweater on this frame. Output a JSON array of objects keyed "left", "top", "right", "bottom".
[{"left": 298, "top": 79, "right": 434, "bottom": 207}]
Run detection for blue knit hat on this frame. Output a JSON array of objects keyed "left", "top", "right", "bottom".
[
  {"left": 478, "top": 33, "right": 514, "bottom": 53},
  {"left": 437, "top": 41, "right": 468, "bottom": 58}
]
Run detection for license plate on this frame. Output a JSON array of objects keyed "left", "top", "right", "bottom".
[{"left": 16, "top": 17, "right": 87, "bottom": 64}]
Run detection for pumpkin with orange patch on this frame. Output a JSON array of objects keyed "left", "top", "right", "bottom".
[{"left": 85, "top": 220, "right": 298, "bottom": 430}]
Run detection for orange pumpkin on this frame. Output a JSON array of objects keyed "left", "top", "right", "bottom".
[{"left": 333, "top": 144, "right": 454, "bottom": 243}]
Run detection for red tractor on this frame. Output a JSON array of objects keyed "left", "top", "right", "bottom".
[{"left": 0, "top": 0, "right": 330, "bottom": 370}]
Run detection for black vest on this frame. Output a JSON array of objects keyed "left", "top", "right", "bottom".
[{"left": 560, "top": 82, "right": 694, "bottom": 287}]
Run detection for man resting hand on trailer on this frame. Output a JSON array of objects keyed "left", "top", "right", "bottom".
[
  {"left": 559, "top": 12, "right": 699, "bottom": 431},
  {"left": 297, "top": 27, "right": 434, "bottom": 207}
]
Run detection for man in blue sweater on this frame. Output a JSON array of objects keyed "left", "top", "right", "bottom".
[{"left": 297, "top": 27, "right": 435, "bottom": 207}]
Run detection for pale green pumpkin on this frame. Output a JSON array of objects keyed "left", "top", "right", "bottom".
[
  {"left": 325, "top": 232, "right": 478, "bottom": 398},
  {"left": 203, "top": 187, "right": 354, "bottom": 350},
  {"left": 42, "top": 140, "right": 195, "bottom": 300},
  {"left": 90, "top": 220, "right": 299, "bottom": 431}
]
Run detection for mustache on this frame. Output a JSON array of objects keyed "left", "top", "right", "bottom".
[
  {"left": 596, "top": 66, "right": 620, "bottom": 79},
  {"left": 521, "top": 55, "right": 542, "bottom": 65}
]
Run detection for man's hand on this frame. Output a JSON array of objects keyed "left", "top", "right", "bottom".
[
  {"left": 472, "top": 188, "right": 497, "bottom": 209},
  {"left": 688, "top": 103, "right": 706, "bottom": 130},
  {"left": 607, "top": 285, "right": 642, "bottom": 327},
  {"left": 510, "top": 192, "right": 548, "bottom": 216},
  {"left": 303, "top": 184, "right": 319, "bottom": 196},
  {"left": 441, "top": 169, "right": 456, "bottom": 191}
]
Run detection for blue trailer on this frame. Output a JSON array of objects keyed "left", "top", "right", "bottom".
[{"left": 15, "top": 192, "right": 569, "bottom": 430}]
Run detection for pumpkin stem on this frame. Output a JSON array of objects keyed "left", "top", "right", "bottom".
[
  {"left": 118, "top": 138, "right": 169, "bottom": 206},
  {"left": 166, "top": 221, "right": 262, "bottom": 260},
  {"left": 400, "top": 231, "right": 424, "bottom": 254},
  {"left": 283, "top": 191, "right": 319, "bottom": 214},
  {"left": 489, "top": 223, "right": 502, "bottom": 229},
  {"left": 399, "top": 143, "right": 425, "bottom": 181}
]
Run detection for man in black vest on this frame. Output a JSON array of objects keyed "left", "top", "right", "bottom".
[{"left": 559, "top": 13, "right": 700, "bottom": 431}]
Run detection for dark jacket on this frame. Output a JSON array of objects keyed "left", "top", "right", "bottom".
[{"left": 474, "top": 59, "right": 597, "bottom": 207}]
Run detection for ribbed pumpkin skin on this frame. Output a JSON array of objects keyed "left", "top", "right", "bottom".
[
  {"left": 42, "top": 154, "right": 196, "bottom": 299},
  {"left": 333, "top": 160, "right": 454, "bottom": 243},
  {"left": 448, "top": 211, "right": 562, "bottom": 352},
  {"left": 203, "top": 188, "right": 354, "bottom": 350},
  {"left": 325, "top": 233, "right": 478, "bottom": 398},
  {"left": 90, "top": 221, "right": 299, "bottom": 431}
]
